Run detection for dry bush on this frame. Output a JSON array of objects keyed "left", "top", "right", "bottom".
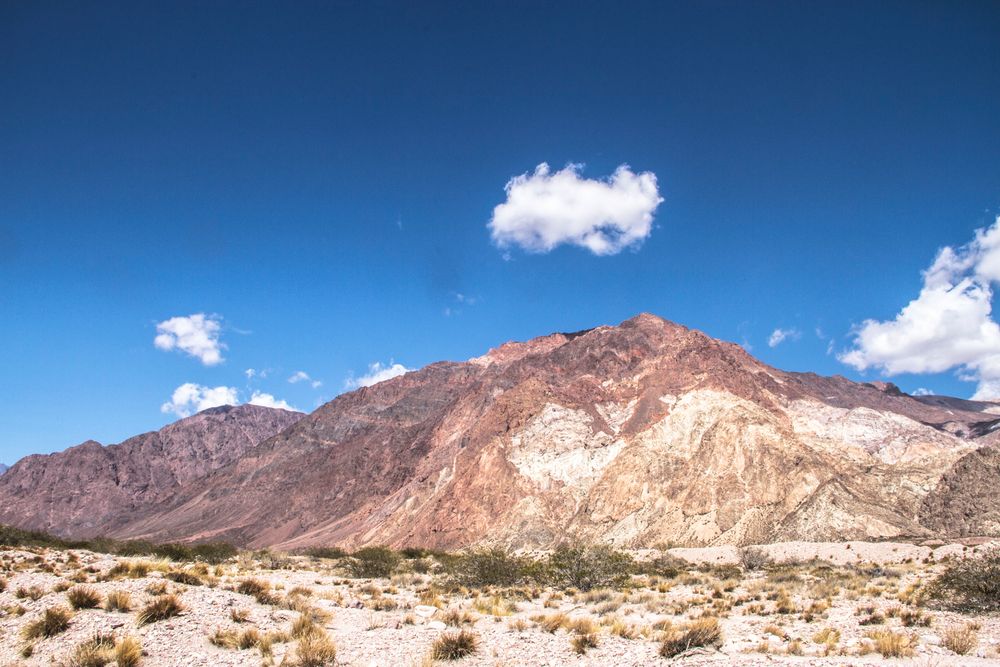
[
  {"left": 166, "top": 570, "right": 203, "bottom": 586},
  {"left": 67, "top": 586, "right": 102, "bottom": 609},
  {"left": 137, "top": 594, "right": 183, "bottom": 625},
  {"left": 431, "top": 629, "right": 478, "bottom": 660},
  {"left": 659, "top": 617, "right": 722, "bottom": 658},
  {"left": 22, "top": 606, "right": 72, "bottom": 639},
  {"left": 566, "top": 616, "right": 599, "bottom": 635},
  {"left": 864, "top": 629, "right": 914, "bottom": 658},
  {"left": 507, "top": 617, "right": 529, "bottom": 632},
  {"left": 544, "top": 545, "right": 633, "bottom": 592},
  {"left": 145, "top": 581, "right": 168, "bottom": 596},
  {"left": 296, "top": 629, "right": 338, "bottom": 666},
  {"left": 104, "top": 590, "right": 131, "bottom": 612},
  {"left": 536, "top": 612, "right": 569, "bottom": 633},
  {"left": 739, "top": 547, "right": 772, "bottom": 571},
  {"left": 571, "top": 632, "right": 599, "bottom": 654},
  {"left": 942, "top": 624, "right": 978, "bottom": 655},
  {"left": 440, "top": 607, "right": 476, "bottom": 626}
]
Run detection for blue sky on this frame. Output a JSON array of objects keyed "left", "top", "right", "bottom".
[{"left": 2, "top": 1, "right": 999, "bottom": 462}]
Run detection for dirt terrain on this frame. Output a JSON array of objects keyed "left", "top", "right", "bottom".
[{"left": 1, "top": 540, "right": 997, "bottom": 666}]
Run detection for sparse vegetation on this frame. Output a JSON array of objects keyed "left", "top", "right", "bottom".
[
  {"left": 448, "top": 547, "right": 527, "bottom": 587},
  {"left": 104, "top": 589, "right": 131, "bottom": 612},
  {"left": 296, "top": 629, "right": 338, "bottom": 666},
  {"left": 739, "top": 547, "right": 772, "bottom": 571},
  {"left": 545, "top": 544, "right": 633, "bottom": 591}
]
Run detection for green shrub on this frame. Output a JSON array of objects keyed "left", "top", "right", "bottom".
[
  {"left": 544, "top": 545, "right": 633, "bottom": 591},
  {"left": 347, "top": 546, "right": 400, "bottom": 578},
  {"left": 448, "top": 548, "right": 528, "bottom": 587},
  {"left": 304, "top": 546, "right": 348, "bottom": 560}
]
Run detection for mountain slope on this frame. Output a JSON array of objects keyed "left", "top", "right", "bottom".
[
  {"left": 0, "top": 405, "right": 304, "bottom": 538},
  {"left": 106, "top": 314, "right": 1000, "bottom": 549},
  {"left": 0, "top": 464, "right": 7, "bottom": 476}
]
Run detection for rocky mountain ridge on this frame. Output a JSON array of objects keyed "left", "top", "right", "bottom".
[{"left": 1, "top": 313, "right": 998, "bottom": 549}]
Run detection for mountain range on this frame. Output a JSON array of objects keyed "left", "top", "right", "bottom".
[{"left": 1, "top": 313, "right": 998, "bottom": 549}]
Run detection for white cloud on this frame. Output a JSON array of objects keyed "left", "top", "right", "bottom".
[
  {"left": 488, "top": 163, "right": 663, "bottom": 256},
  {"left": 840, "top": 216, "right": 1000, "bottom": 399},
  {"left": 768, "top": 327, "right": 801, "bottom": 348},
  {"left": 160, "top": 383, "right": 238, "bottom": 418},
  {"left": 344, "top": 361, "right": 411, "bottom": 390},
  {"left": 248, "top": 391, "right": 301, "bottom": 412},
  {"left": 154, "top": 314, "right": 226, "bottom": 365},
  {"left": 912, "top": 387, "right": 935, "bottom": 396},
  {"left": 245, "top": 368, "right": 257, "bottom": 379},
  {"left": 288, "top": 370, "right": 322, "bottom": 388}
]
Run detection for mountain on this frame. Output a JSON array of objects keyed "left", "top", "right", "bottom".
[
  {"left": 0, "top": 405, "right": 304, "bottom": 538},
  {"left": 3, "top": 314, "right": 999, "bottom": 550}
]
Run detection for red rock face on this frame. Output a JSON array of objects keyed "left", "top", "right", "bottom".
[
  {"left": 2, "top": 314, "right": 999, "bottom": 548},
  {"left": 0, "top": 405, "right": 304, "bottom": 538}
]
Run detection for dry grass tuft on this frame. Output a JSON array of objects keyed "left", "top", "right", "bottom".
[
  {"left": 22, "top": 606, "right": 72, "bottom": 639},
  {"left": 864, "top": 629, "right": 914, "bottom": 658},
  {"left": 659, "top": 617, "right": 722, "bottom": 658},
  {"left": 296, "top": 629, "right": 338, "bottom": 666},
  {"left": 67, "top": 585, "right": 102, "bottom": 609},
  {"left": 942, "top": 624, "right": 978, "bottom": 655},
  {"left": 431, "top": 629, "right": 478, "bottom": 660},
  {"left": 114, "top": 636, "right": 142, "bottom": 667},
  {"left": 104, "top": 589, "right": 131, "bottom": 612},
  {"left": 137, "top": 594, "right": 183, "bottom": 625}
]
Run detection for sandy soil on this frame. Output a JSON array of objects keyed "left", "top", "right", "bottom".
[{"left": 0, "top": 541, "right": 997, "bottom": 666}]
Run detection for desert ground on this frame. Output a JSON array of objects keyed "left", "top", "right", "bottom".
[{"left": 0, "top": 540, "right": 997, "bottom": 666}]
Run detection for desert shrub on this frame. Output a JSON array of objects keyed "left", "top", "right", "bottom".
[
  {"left": 346, "top": 546, "right": 400, "bottom": 578},
  {"left": 0, "top": 577, "right": 6, "bottom": 592},
  {"left": 304, "top": 546, "right": 348, "bottom": 560},
  {"left": 104, "top": 590, "right": 131, "bottom": 612},
  {"left": 448, "top": 547, "right": 528, "bottom": 587},
  {"left": 659, "top": 617, "right": 722, "bottom": 658},
  {"left": 432, "top": 629, "right": 478, "bottom": 660},
  {"left": 22, "top": 606, "right": 72, "bottom": 639},
  {"left": 635, "top": 552, "right": 685, "bottom": 578},
  {"left": 942, "top": 624, "right": 978, "bottom": 655},
  {"left": 864, "top": 629, "right": 914, "bottom": 658},
  {"left": 67, "top": 586, "right": 102, "bottom": 609},
  {"left": 738, "top": 547, "right": 772, "bottom": 571},
  {"left": 137, "top": 594, "right": 183, "bottom": 625},
  {"left": 927, "top": 548, "right": 1000, "bottom": 613},
  {"left": 296, "top": 629, "right": 337, "bottom": 666},
  {"left": 544, "top": 545, "right": 633, "bottom": 591}
]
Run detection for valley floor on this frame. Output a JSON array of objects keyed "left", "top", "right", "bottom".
[{"left": 0, "top": 541, "right": 998, "bottom": 666}]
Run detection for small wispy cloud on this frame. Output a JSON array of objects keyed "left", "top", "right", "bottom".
[
  {"left": 344, "top": 361, "right": 411, "bottom": 390},
  {"left": 288, "top": 370, "right": 322, "bottom": 388},
  {"left": 912, "top": 387, "right": 935, "bottom": 396},
  {"left": 768, "top": 327, "right": 802, "bottom": 348},
  {"left": 154, "top": 314, "right": 226, "bottom": 365},
  {"left": 488, "top": 163, "right": 663, "bottom": 256}
]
